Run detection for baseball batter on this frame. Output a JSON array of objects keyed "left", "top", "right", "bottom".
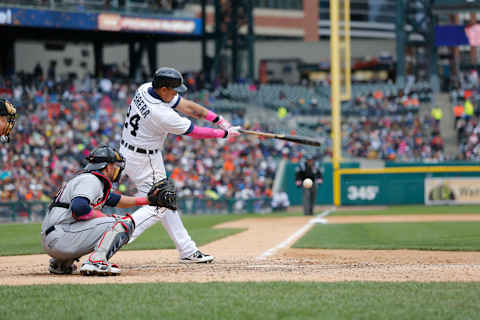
[
  {"left": 41, "top": 146, "right": 165, "bottom": 276},
  {"left": 0, "top": 99, "right": 16, "bottom": 143},
  {"left": 120, "top": 67, "right": 240, "bottom": 263}
]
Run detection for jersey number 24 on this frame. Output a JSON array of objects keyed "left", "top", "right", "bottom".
[{"left": 124, "top": 105, "right": 141, "bottom": 136}]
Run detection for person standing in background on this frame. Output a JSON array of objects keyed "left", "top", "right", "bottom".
[{"left": 295, "top": 155, "right": 323, "bottom": 216}]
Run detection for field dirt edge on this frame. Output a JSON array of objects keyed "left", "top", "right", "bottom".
[{"left": 1, "top": 214, "right": 480, "bottom": 285}]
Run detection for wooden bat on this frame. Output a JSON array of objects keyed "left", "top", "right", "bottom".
[{"left": 239, "top": 129, "right": 322, "bottom": 147}]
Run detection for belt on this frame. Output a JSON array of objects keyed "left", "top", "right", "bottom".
[
  {"left": 45, "top": 225, "right": 55, "bottom": 236},
  {"left": 121, "top": 139, "right": 159, "bottom": 155}
]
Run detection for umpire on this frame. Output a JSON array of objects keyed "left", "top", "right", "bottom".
[{"left": 295, "top": 155, "right": 323, "bottom": 216}]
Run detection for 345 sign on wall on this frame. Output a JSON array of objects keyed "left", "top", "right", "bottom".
[{"left": 346, "top": 185, "right": 379, "bottom": 201}]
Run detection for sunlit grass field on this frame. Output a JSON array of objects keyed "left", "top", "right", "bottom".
[{"left": 2, "top": 205, "right": 480, "bottom": 320}]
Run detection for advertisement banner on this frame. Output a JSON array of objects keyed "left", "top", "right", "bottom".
[
  {"left": 98, "top": 13, "right": 201, "bottom": 35},
  {"left": 0, "top": 7, "right": 202, "bottom": 35},
  {"left": 0, "top": 7, "right": 97, "bottom": 30},
  {"left": 425, "top": 178, "right": 480, "bottom": 205}
]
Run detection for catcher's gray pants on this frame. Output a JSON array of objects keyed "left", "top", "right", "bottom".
[
  {"left": 41, "top": 216, "right": 116, "bottom": 264},
  {"left": 303, "top": 184, "right": 317, "bottom": 216}
]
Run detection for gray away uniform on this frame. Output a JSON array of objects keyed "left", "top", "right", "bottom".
[{"left": 41, "top": 173, "right": 116, "bottom": 265}]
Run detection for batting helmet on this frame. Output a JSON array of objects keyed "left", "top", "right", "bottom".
[
  {"left": 84, "top": 146, "right": 126, "bottom": 182},
  {"left": 152, "top": 67, "right": 187, "bottom": 93},
  {"left": 0, "top": 99, "right": 16, "bottom": 143}
]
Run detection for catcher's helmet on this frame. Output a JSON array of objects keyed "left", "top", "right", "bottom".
[
  {"left": 152, "top": 67, "right": 187, "bottom": 93},
  {"left": 0, "top": 99, "right": 16, "bottom": 143},
  {"left": 84, "top": 146, "right": 125, "bottom": 182}
]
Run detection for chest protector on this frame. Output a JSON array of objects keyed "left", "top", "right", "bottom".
[{"left": 48, "top": 171, "right": 112, "bottom": 210}]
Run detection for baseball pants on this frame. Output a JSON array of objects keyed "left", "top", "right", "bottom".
[
  {"left": 303, "top": 184, "right": 317, "bottom": 216},
  {"left": 41, "top": 216, "right": 116, "bottom": 263},
  {"left": 120, "top": 146, "right": 198, "bottom": 259}
]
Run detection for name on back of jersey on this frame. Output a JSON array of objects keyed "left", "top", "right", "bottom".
[{"left": 133, "top": 93, "right": 151, "bottom": 118}]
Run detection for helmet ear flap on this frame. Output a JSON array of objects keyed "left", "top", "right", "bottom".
[
  {"left": 111, "top": 165, "right": 124, "bottom": 183},
  {"left": 112, "top": 166, "right": 120, "bottom": 182}
]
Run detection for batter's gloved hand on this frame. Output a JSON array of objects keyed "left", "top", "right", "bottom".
[
  {"left": 225, "top": 126, "right": 241, "bottom": 138},
  {"left": 216, "top": 116, "right": 232, "bottom": 130},
  {"left": 147, "top": 178, "right": 177, "bottom": 210}
]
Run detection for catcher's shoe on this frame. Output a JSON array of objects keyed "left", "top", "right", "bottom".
[
  {"left": 180, "top": 250, "right": 214, "bottom": 264},
  {"left": 80, "top": 261, "right": 121, "bottom": 276},
  {"left": 49, "top": 258, "right": 78, "bottom": 275}
]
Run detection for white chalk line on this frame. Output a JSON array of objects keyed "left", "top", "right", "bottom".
[{"left": 256, "top": 207, "right": 336, "bottom": 260}]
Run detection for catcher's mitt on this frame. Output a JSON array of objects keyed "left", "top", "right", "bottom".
[{"left": 147, "top": 178, "right": 177, "bottom": 210}]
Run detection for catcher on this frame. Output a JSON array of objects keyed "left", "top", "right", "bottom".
[
  {"left": 0, "top": 99, "right": 16, "bottom": 143},
  {"left": 41, "top": 146, "right": 178, "bottom": 276}
]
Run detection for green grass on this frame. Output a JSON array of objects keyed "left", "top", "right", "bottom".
[
  {"left": 295, "top": 221, "right": 480, "bottom": 250},
  {"left": 333, "top": 204, "right": 480, "bottom": 216},
  {"left": 1, "top": 282, "right": 479, "bottom": 320},
  {"left": 0, "top": 214, "right": 248, "bottom": 256}
]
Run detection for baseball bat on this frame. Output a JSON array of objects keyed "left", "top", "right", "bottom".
[{"left": 239, "top": 129, "right": 322, "bottom": 147}]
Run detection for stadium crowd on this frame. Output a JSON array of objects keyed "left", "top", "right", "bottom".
[
  {"left": 449, "top": 70, "right": 480, "bottom": 160},
  {"left": 0, "top": 72, "right": 313, "bottom": 203},
  {"left": 341, "top": 86, "right": 444, "bottom": 161},
  {"left": 343, "top": 114, "right": 445, "bottom": 161},
  {"left": 0, "top": 65, "right": 464, "bottom": 203}
]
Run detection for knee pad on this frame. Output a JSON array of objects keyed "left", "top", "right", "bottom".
[
  {"left": 114, "top": 214, "right": 135, "bottom": 238},
  {"left": 90, "top": 214, "right": 136, "bottom": 263}
]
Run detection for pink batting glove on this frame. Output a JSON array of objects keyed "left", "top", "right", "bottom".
[
  {"left": 226, "top": 126, "right": 241, "bottom": 138},
  {"left": 217, "top": 116, "right": 232, "bottom": 130}
]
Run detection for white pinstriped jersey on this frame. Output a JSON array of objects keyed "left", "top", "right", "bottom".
[{"left": 121, "top": 82, "right": 192, "bottom": 150}]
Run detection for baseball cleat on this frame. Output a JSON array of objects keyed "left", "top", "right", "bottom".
[
  {"left": 79, "top": 262, "right": 121, "bottom": 276},
  {"left": 180, "top": 250, "right": 214, "bottom": 264},
  {"left": 49, "top": 258, "right": 77, "bottom": 275}
]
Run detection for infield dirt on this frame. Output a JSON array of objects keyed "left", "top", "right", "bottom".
[{"left": 1, "top": 214, "right": 480, "bottom": 285}]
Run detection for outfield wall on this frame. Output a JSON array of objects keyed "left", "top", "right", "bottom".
[
  {"left": 284, "top": 162, "right": 480, "bottom": 206},
  {"left": 339, "top": 164, "right": 480, "bottom": 206}
]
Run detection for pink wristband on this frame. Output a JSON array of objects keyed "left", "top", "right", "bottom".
[
  {"left": 187, "top": 125, "right": 227, "bottom": 139},
  {"left": 135, "top": 197, "right": 149, "bottom": 206},
  {"left": 205, "top": 110, "right": 219, "bottom": 122}
]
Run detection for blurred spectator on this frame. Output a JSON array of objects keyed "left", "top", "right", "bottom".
[
  {"left": 271, "top": 191, "right": 290, "bottom": 212},
  {"left": 453, "top": 103, "right": 464, "bottom": 128},
  {"left": 465, "top": 99, "right": 475, "bottom": 122},
  {"left": 431, "top": 106, "right": 443, "bottom": 129}
]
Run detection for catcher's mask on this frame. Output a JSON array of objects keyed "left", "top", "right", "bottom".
[
  {"left": 0, "top": 99, "right": 16, "bottom": 143},
  {"left": 84, "top": 146, "right": 126, "bottom": 183}
]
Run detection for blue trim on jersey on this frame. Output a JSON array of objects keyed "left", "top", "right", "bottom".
[
  {"left": 105, "top": 192, "right": 121, "bottom": 207},
  {"left": 171, "top": 96, "right": 181, "bottom": 109},
  {"left": 148, "top": 87, "right": 163, "bottom": 100},
  {"left": 183, "top": 122, "right": 194, "bottom": 135},
  {"left": 71, "top": 196, "right": 91, "bottom": 217}
]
